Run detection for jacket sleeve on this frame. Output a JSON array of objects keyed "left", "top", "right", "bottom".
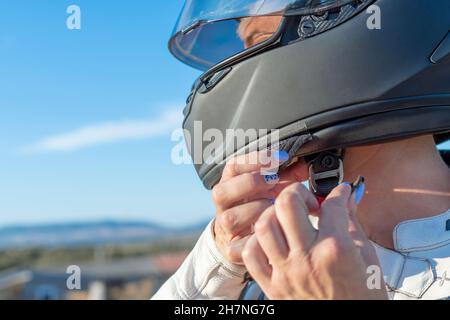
[{"left": 151, "top": 220, "right": 247, "bottom": 300}]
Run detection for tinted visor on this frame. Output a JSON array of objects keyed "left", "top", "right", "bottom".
[{"left": 169, "top": 0, "right": 354, "bottom": 70}]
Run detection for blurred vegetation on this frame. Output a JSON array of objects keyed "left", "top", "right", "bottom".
[{"left": 0, "top": 236, "right": 197, "bottom": 271}]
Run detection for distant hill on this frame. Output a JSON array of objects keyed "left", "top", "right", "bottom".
[{"left": 0, "top": 220, "right": 208, "bottom": 249}]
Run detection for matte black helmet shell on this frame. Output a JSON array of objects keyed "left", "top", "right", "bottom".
[{"left": 172, "top": 0, "right": 450, "bottom": 189}]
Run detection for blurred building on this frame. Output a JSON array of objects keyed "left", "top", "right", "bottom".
[{"left": 0, "top": 252, "right": 188, "bottom": 300}]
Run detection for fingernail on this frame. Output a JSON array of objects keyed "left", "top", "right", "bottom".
[
  {"left": 354, "top": 183, "right": 366, "bottom": 205},
  {"left": 340, "top": 182, "right": 352, "bottom": 187},
  {"left": 261, "top": 151, "right": 289, "bottom": 176},
  {"left": 272, "top": 150, "right": 289, "bottom": 164},
  {"left": 264, "top": 174, "right": 280, "bottom": 185}
]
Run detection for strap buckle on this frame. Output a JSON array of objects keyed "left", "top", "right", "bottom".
[{"left": 308, "top": 150, "right": 344, "bottom": 198}]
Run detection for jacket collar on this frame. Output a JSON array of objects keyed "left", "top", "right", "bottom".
[
  {"left": 372, "top": 209, "right": 450, "bottom": 298},
  {"left": 393, "top": 209, "right": 450, "bottom": 252}
]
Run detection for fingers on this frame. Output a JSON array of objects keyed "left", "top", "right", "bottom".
[
  {"left": 279, "top": 159, "right": 309, "bottom": 183},
  {"left": 242, "top": 235, "right": 272, "bottom": 287},
  {"left": 265, "top": 160, "right": 310, "bottom": 198},
  {"left": 316, "top": 182, "right": 378, "bottom": 268},
  {"left": 346, "top": 182, "right": 379, "bottom": 267},
  {"left": 221, "top": 150, "right": 308, "bottom": 184},
  {"left": 213, "top": 151, "right": 312, "bottom": 267},
  {"left": 220, "top": 150, "right": 287, "bottom": 182},
  {"left": 347, "top": 191, "right": 367, "bottom": 246},
  {"left": 318, "top": 183, "right": 353, "bottom": 241},
  {"left": 217, "top": 199, "right": 273, "bottom": 237},
  {"left": 213, "top": 171, "right": 278, "bottom": 209},
  {"left": 214, "top": 150, "right": 287, "bottom": 209},
  {"left": 254, "top": 207, "right": 290, "bottom": 263},
  {"left": 213, "top": 162, "right": 312, "bottom": 210},
  {"left": 224, "top": 234, "right": 253, "bottom": 265},
  {"left": 274, "top": 183, "right": 319, "bottom": 252}
]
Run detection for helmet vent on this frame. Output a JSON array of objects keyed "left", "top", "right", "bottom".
[{"left": 293, "top": 0, "right": 372, "bottom": 41}]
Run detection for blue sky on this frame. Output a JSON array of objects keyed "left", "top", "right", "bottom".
[{"left": 0, "top": 0, "right": 215, "bottom": 227}]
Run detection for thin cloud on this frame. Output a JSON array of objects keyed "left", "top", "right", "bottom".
[{"left": 22, "top": 109, "right": 183, "bottom": 153}]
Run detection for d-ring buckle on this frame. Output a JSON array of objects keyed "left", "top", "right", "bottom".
[{"left": 308, "top": 150, "right": 344, "bottom": 198}]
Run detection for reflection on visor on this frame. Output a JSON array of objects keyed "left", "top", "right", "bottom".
[
  {"left": 170, "top": 0, "right": 355, "bottom": 70},
  {"left": 239, "top": 16, "right": 284, "bottom": 49},
  {"left": 170, "top": 16, "right": 283, "bottom": 70}
]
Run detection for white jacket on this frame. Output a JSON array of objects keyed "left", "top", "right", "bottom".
[{"left": 152, "top": 209, "right": 450, "bottom": 300}]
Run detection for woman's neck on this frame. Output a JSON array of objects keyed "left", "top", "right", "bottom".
[{"left": 344, "top": 135, "right": 450, "bottom": 249}]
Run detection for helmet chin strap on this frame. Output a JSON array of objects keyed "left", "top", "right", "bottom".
[{"left": 307, "top": 149, "right": 345, "bottom": 204}]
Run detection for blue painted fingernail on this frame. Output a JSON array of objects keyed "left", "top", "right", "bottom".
[
  {"left": 261, "top": 151, "right": 289, "bottom": 176},
  {"left": 354, "top": 183, "right": 366, "bottom": 205},
  {"left": 264, "top": 174, "right": 280, "bottom": 185},
  {"left": 340, "top": 182, "right": 352, "bottom": 187},
  {"left": 273, "top": 150, "right": 289, "bottom": 164}
]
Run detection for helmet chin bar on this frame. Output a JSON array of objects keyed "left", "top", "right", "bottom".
[{"left": 307, "top": 149, "right": 345, "bottom": 199}]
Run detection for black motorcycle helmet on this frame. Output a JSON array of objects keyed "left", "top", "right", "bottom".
[{"left": 169, "top": 0, "right": 450, "bottom": 192}]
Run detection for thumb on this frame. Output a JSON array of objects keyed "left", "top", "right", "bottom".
[{"left": 318, "top": 183, "right": 353, "bottom": 240}]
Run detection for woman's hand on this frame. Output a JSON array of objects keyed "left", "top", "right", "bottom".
[
  {"left": 242, "top": 182, "right": 388, "bottom": 300},
  {"left": 212, "top": 151, "right": 309, "bottom": 265}
]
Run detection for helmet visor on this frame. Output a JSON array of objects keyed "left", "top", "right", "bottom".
[{"left": 169, "top": 0, "right": 354, "bottom": 70}]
